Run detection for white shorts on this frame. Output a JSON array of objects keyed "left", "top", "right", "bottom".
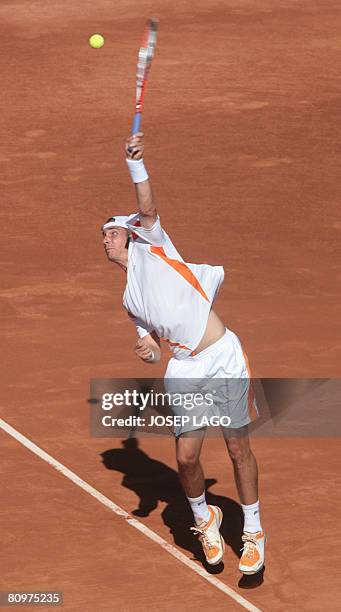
[{"left": 164, "top": 328, "right": 258, "bottom": 437}]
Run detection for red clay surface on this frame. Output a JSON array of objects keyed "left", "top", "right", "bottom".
[{"left": 1, "top": 1, "right": 341, "bottom": 610}]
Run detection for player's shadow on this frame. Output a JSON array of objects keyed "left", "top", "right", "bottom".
[{"left": 101, "top": 438, "right": 244, "bottom": 573}]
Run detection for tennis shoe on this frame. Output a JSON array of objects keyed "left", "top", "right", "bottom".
[
  {"left": 190, "top": 505, "right": 225, "bottom": 565},
  {"left": 239, "top": 531, "right": 266, "bottom": 574}
]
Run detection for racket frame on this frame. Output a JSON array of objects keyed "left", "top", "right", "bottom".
[{"left": 131, "top": 18, "right": 158, "bottom": 135}]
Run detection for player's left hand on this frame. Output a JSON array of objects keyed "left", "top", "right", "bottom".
[
  {"left": 126, "top": 132, "right": 144, "bottom": 160},
  {"left": 135, "top": 337, "right": 154, "bottom": 362}
]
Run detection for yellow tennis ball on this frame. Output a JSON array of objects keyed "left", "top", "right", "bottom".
[{"left": 89, "top": 33, "right": 105, "bottom": 49}]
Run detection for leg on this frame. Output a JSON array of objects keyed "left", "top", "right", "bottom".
[
  {"left": 223, "top": 426, "right": 258, "bottom": 505},
  {"left": 176, "top": 429, "right": 225, "bottom": 565},
  {"left": 223, "top": 426, "right": 265, "bottom": 574},
  {"left": 176, "top": 429, "right": 206, "bottom": 499}
]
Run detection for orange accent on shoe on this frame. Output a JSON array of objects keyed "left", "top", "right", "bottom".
[
  {"left": 190, "top": 507, "right": 223, "bottom": 563},
  {"left": 240, "top": 531, "right": 264, "bottom": 567},
  {"left": 204, "top": 544, "right": 221, "bottom": 560}
]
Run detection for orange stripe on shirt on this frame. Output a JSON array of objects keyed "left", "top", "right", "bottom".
[
  {"left": 163, "top": 338, "right": 193, "bottom": 352},
  {"left": 150, "top": 246, "right": 209, "bottom": 302}
]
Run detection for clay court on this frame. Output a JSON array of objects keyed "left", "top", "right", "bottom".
[{"left": 1, "top": 1, "right": 341, "bottom": 610}]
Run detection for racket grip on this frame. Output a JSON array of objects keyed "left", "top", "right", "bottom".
[{"left": 132, "top": 113, "right": 141, "bottom": 134}]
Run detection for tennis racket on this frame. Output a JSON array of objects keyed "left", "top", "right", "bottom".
[{"left": 131, "top": 17, "right": 158, "bottom": 135}]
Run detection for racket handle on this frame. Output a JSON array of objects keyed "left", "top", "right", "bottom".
[{"left": 132, "top": 113, "right": 142, "bottom": 134}]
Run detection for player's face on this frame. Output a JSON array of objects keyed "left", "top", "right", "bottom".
[{"left": 103, "top": 227, "right": 128, "bottom": 262}]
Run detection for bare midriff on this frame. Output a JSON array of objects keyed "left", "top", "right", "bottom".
[{"left": 193, "top": 309, "right": 226, "bottom": 355}]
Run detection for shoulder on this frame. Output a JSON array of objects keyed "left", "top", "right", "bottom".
[{"left": 127, "top": 215, "right": 167, "bottom": 247}]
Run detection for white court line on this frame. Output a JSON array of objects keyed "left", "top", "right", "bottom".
[{"left": 0, "top": 418, "right": 262, "bottom": 612}]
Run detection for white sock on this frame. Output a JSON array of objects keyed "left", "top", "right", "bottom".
[
  {"left": 187, "top": 492, "right": 210, "bottom": 524},
  {"left": 241, "top": 500, "right": 262, "bottom": 533}
]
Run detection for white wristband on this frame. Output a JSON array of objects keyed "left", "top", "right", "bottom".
[
  {"left": 126, "top": 158, "right": 149, "bottom": 183},
  {"left": 147, "top": 350, "right": 155, "bottom": 363}
]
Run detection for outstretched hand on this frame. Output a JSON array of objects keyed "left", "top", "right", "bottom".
[{"left": 126, "top": 132, "right": 144, "bottom": 160}]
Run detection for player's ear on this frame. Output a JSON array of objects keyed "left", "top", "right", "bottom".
[{"left": 125, "top": 231, "right": 131, "bottom": 249}]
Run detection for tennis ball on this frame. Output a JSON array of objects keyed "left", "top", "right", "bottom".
[{"left": 89, "top": 33, "right": 105, "bottom": 49}]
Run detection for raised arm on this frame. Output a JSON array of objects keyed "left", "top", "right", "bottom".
[{"left": 125, "top": 132, "right": 157, "bottom": 229}]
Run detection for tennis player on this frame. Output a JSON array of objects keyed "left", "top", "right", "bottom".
[{"left": 101, "top": 132, "right": 265, "bottom": 573}]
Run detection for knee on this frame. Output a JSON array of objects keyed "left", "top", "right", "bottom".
[
  {"left": 177, "top": 450, "right": 200, "bottom": 471},
  {"left": 227, "top": 440, "right": 251, "bottom": 469}
]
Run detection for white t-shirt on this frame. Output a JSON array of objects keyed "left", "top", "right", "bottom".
[{"left": 123, "top": 214, "right": 225, "bottom": 360}]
